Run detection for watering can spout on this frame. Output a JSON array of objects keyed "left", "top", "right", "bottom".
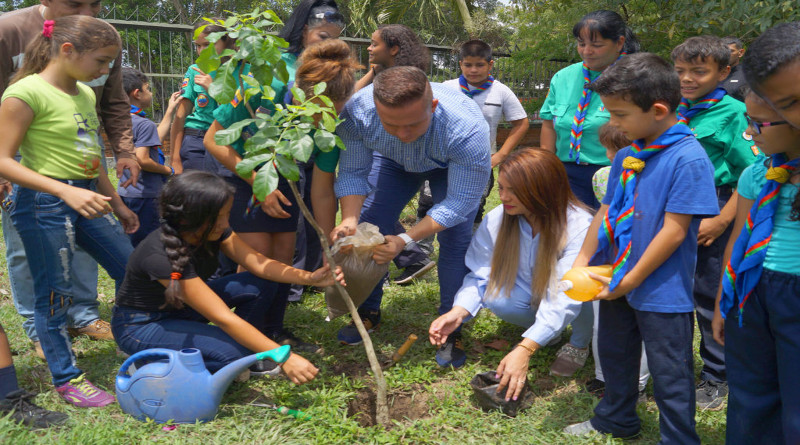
[{"left": 210, "top": 345, "right": 292, "bottom": 393}]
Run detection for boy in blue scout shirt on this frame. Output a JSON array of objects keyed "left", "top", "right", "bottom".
[
  {"left": 671, "top": 35, "right": 760, "bottom": 410},
  {"left": 564, "top": 53, "right": 719, "bottom": 443},
  {"left": 117, "top": 68, "right": 180, "bottom": 247}
]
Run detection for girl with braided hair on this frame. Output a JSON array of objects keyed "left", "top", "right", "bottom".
[{"left": 112, "top": 171, "right": 344, "bottom": 383}]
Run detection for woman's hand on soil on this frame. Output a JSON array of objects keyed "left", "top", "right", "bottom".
[{"left": 495, "top": 347, "right": 531, "bottom": 401}]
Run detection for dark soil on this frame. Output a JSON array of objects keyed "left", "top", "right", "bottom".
[{"left": 346, "top": 384, "right": 431, "bottom": 427}]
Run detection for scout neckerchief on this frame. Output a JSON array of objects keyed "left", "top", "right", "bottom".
[
  {"left": 592, "top": 123, "right": 693, "bottom": 290},
  {"left": 130, "top": 105, "right": 166, "bottom": 165},
  {"left": 569, "top": 53, "right": 625, "bottom": 163},
  {"left": 458, "top": 75, "right": 494, "bottom": 98},
  {"left": 720, "top": 154, "right": 800, "bottom": 326},
  {"left": 130, "top": 105, "right": 147, "bottom": 117},
  {"left": 676, "top": 87, "right": 727, "bottom": 125}
]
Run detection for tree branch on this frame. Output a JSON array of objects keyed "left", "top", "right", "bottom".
[{"left": 285, "top": 180, "right": 390, "bottom": 426}]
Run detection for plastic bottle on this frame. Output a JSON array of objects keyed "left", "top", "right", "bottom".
[{"left": 557, "top": 265, "right": 613, "bottom": 302}]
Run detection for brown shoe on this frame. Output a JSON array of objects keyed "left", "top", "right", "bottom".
[
  {"left": 549, "top": 343, "right": 589, "bottom": 377},
  {"left": 67, "top": 319, "right": 114, "bottom": 341},
  {"left": 32, "top": 341, "right": 45, "bottom": 360}
]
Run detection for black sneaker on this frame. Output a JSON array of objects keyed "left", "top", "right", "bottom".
[
  {"left": 0, "top": 389, "right": 68, "bottom": 429},
  {"left": 435, "top": 332, "right": 466, "bottom": 368},
  {"left": 696, "top": 380, "right": 728, "bottom": 410},
  {"left": 392, "top": 258, "right": 436, "bottom": 285},
  {"left": 272, "top": 330, "right": 324, "bottom": 355},
  {"left": 337, "top": 310, "right": 380, "bottom": 345},
  {"left": 582, "top": 378, "right": 606, "bottom": 398},
  {"left": 249, "top": 359, "right": 281, "bottom": 376}
]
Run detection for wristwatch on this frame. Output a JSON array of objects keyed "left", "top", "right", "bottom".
[{"left": 397, "top": 233, "right": 414, "bottom": 246}]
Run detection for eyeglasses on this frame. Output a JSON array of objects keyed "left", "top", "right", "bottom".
[{"left": 744, "top": 113, "right": 789, "bottom": 134}]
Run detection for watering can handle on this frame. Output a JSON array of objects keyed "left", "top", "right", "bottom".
[
  {"left": 116, "top": 349, "right": 176, "bottom": 392},
  {"left": 255, "top": 344, "right": 291, "bottom": 364}
]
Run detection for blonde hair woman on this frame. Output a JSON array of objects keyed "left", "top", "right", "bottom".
[{"left": 429, "top": 148, "right": 592, "bottom": 400}]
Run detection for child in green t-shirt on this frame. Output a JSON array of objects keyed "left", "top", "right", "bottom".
[
  {"left": 0, "top": 15, "right": 136, "bottom": 408},
  {"left": 169, "top": 20, "right": 235, "bottom": 174}
]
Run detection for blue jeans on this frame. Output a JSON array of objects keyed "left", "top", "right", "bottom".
[
  {"left": 725, "top": 269, "right": 800, "bottom": 444},
  {"left": 563, "top": 161, "right": 604, "bottom": 210},
  {"left": 359, "top": 154, "right": 478, "bottom": 315},
  {"left": 112, "top": 272, "right": 281, "bottom": 372},
  {"left": 694, "top": 186, "right": 733, "bottom": 383},
  {"left": 568, "top": 301, "right": 593, "bottom": 349},
  {"left": 10, "top": 180, "right": 133, "bottom": 385},
  {"left": 289, "top": 160, "right": 323, "bottom": 300},
  {"left": 2, "top": 184, "right": 100, "bottom": 343},
  {"left": 121, "top": 196, "right": 160, "bottom": 248},
  {"left": 591, "top": 298, "right": 699, "bottom": 444}
]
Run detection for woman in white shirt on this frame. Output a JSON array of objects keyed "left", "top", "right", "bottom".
[{"left": 429, "top": 148, "right": 592, "bottom": 401}]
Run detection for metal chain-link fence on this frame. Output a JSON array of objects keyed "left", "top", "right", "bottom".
[{"left": 98, "top": 8, "right": 566, "bottom": 121}]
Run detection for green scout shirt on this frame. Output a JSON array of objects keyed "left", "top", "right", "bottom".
[
  {"left": 540, "top": 62, "right": 610, "bottom": 166},
  {"left": 685, "top": 95, "right": 760, "bottom": 187},
  {"left": 181, "top": 63, "right": 218, "bottom": 130},
  {"left": 213, "top": 52, "right": 298, "bottom": 155},
  {"left": 312, "top": 146, "right": 339, "bottom": 173}
]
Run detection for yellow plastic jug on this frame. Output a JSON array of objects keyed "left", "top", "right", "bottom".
[{"left": 557, "top": 265, "right": 614, "bottom": 302}]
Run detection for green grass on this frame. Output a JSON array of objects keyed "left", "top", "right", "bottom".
[{"left": 0, "top": 183, "right": 727, "bottom": 444}]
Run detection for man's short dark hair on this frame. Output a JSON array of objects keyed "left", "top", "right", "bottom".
[
  {"left": 459, "top": 39, "right": 492, "bottom": 62},
  {"left": 122, "top": 67, "right": 148, "bottom": 95},
  {"left": 671, "top": 35, "right": 730, "bottom": 71},
  {"left": 743, "top": 22, "right": 800, "bottom": 91},
  {"left": 373, "top": 66, "right": 430, "bottom": 107},
  {"left": 588, "top": 52, "right": 681, "bottom": 112},
  {"left": 722, "top": 36, "right": 744, "bottom": 49}
]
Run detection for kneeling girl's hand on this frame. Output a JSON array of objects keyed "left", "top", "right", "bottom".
[
  {"left": 60, "top": 186, "right": 112, "bottom": 218},
  {"left": 308, "top": 264, "right": 345, "bottom": 288},
  {"left": 281, "top": 353, "right": 319, "bottom": 384}
]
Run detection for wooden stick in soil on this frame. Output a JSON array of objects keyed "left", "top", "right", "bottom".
[{"left": 286, "top": 180, "right": 390, "bottom": 426}]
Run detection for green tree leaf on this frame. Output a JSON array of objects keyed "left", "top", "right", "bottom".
[
  {"left": 322, "top": 112, "right": 337, "bottom": 133},
  {"left": 289, "top": 134, "right": 314, "bottom": 162},
  {"left": 208, "top": 62, "right": 238, "bottom": 104},
  {"left": 195, "top": 45, "right": 220, "bottom": 74},
  {"left": 314, "top": 130, "right": 336, "bottom": 152},
  {"left": 313, "top": 81, "right": 327, "bottom": 96},
  {"left": 275, "top": 154, "right": 300, "bottom": 181},
  {"left": 253, "top": 161, "right": 279, "bottom": 200},
  {"left": 235, "top": 152, "right": 273, "bottom": 177},
  {"left": 214, "top": 119, "right": 256, "bottom": 146},
  {"left": 291, "top": 86, "right": 306, "bottom": 104}
]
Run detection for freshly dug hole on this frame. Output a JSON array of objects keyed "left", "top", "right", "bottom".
[{"left": 347, "top": 385, "right": 431, "bottom": 427}]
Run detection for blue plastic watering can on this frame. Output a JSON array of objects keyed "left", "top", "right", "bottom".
[{"left": 115, "top": 345, "right": 291, "bottom": 423}]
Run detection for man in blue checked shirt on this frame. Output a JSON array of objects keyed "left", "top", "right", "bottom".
[{"left": 332, "top": 66, "right": 491, "bottom": 366}]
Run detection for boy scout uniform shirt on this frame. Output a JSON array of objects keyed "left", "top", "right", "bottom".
[
  {"left": 180, "top": 64, "right": 218, "bottom": 130},
  {"left": 212, "top": 52, "right": 297, "bottom": 155},
  {"left": 685, "top": 95, "right": 759, "bottom": 188},
  {"left": 539, "top": 62, "right": 610, "bottom": 166}
]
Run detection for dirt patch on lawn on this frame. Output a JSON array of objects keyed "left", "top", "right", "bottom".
[
  {"left": 329, "top": 360, "right": 371, "bottom": 378},
  {"left": 347, "top": 383, "right": 432, "bottom": 427}
]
